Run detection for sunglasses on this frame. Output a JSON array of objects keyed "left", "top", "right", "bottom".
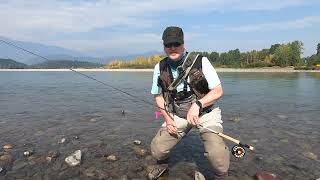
[{"left": 164, "top": 42, "right": 181, "bottom": 48}]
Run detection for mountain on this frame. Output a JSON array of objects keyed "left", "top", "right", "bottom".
[
  {"left": 30, "top": 60, "right": 103, "bottom": 69},
  {"left": 0, "top": 36, "right": 163, "bottom": 65},
  {"left": 0, "top": 58, "right": 28, "bottom": 69},
  {"left": 106, "top": 50, "right": 164, "bottom": 62},
  {"left": 0, "top": 36, "right": 103, "bottom": 65}
]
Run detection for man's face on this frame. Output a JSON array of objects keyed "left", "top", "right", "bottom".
[{"left": 164, "top": 42, "right": 184, "bottom": 61}]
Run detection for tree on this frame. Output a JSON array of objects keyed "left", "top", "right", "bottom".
[
  {"left": 288, "top": 41, "right": 303, "bottom": 66},
  {"left": 270, "top": 44, "right": 280, "bottom": 54},
  {"left": 273, "top": 45, "right": 290, "bottom": 67},
  {"left": 317, "top": 43, "right": 320, "bottom": 55}
]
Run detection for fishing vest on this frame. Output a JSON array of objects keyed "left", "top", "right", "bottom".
[{"left": 157, "top": 55, "right": 212, "bottom": 118}]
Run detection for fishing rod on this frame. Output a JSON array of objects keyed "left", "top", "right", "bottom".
[{"left": 1, "top": 38, "right": 255, "bottom": 158}]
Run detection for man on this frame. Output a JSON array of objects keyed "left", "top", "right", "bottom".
[{"left": 148, "top": 26, "right": 230, "bottom": 180}]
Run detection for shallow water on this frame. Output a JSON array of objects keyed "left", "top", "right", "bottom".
[{"left": 0, "top": 71, "right": 319, "bottom": 180}]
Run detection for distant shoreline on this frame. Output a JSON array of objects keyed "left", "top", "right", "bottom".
[{"left": 0, "top": 68, "right": 319, "bottom": 72}]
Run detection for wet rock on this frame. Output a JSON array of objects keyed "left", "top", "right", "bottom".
[
  {"left": 303, "top": 152, "right": 318, "bottom": 160},
  {"left": 90, "top": 118, "right": 97, "bottom": 122},
  {"left": 254, "top": 171, "right": 277, "bottom": 180},
  {"left": 3, "top": 144, "right": 13, "bottom": 152},
  {"left": 133, "top": 140, "right": 142, "bottom": 145},
  {"left": 106, "top": 154, "right": 118, "bottom": 161},
  {"left": 59, "top": 138, "right": 66, "bottom": 144},
  {"left": 65, "top": 150, "right": 82, "bottom": 167},
  {"left": 231, "top": 116, "right": 241, "bottom": 123},
  {"left": 46, "top": 150, "right": 60, "bottom": 162},
  {"left": 194, "top": 170, "right": 206, "bottom": 180},
  {"left": 133, "top": 147, "right": 148, "bottom": 157},
  {"left": 84, "top": 167, "right": 97, "bottom": 177},
  {"left": 0, "top": 154, "right": 13, "bottom": 166},
  {"left": 23, "top": 150, "right": 34, "bottom": 157},
  {"left": 276, "top": 115, "right": 288, "bottom": 119},
  {"left": 118, "top": 175, "right": 129, "bottom": 180}
]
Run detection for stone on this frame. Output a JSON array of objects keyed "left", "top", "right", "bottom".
[
  {"left": 303, "top": 152, "right": 318, "bottom": 160},
  {"left": 194, "top": 171, "right": 206, "bottom": 180},
  {"left": 133, "top": 147, "right": 147, "bottom": 157},
  {"left": 65, "top": 150, "right": 82, "bottom": 167},
  {"left": 133, "top": 140, "right": 142, "bottom": 145},
  {"left": 3, "top": 144, "right": 13, "bottom": 152},
  {"left": 254, "top": 171, "right": 277, "bottom": 180},
  {"left": 59, "top": 138, "right": 66, "bottom": 144},
  {"left": 106, "top": 155, "right": 118, "bottom": 161},
  {"left": 231, "top": 116, "right": 241, "bottom": 123},
  {"left": 23, "top": 150, "right": 34, "bottom": 157},
  {"left": 47, "top": 150, "right": 60, "bottom": 162}
]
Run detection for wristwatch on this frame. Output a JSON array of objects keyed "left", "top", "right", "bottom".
[{"left": 195, "top": 100, "right": 203, "bottom": 112}]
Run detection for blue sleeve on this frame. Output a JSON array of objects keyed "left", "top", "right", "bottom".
[
  {"left": 202, "top": 57, "right": 221, "bottom": 89},
  {"left": 151, "top": 63, "right": 161, "bottom": 95}
]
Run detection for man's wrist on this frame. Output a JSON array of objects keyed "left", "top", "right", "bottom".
[{"left": 195, "top": 100, "right": 203, "bottom": 112}]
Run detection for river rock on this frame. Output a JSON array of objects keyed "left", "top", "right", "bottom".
[
  {"left": 23, "top": 150, "right": 34, "bottom": 157},
  {"left": 46, "top": 150, "right": 60, "bottom": 162},
  {"left": 65, "top": 150, "right": 82, "bottom": 166},
  {"left": 106, "top": 155, "right": 118, "bottom": 161},
  {"left": 254, "top": 171, "right": 277, "bottom": 180},
  {"left": 133, "top": 147, "right": 147, "bottom": 157},
  {"left": 0, "top": 154, "right": 13, "bottom": 166},
  {"left": 3, "top": 144, "right": 13, "bottom": 152},
  {"left": 231, "top": 116, "right": 241, "bottom": 123},
  {"left": 133, "top": 140, "right": 142, "bottom": 145},
  {"left": 303, "top": 152, "right": 318, "bottom": 160},
  {"left": 59, "top": 138, "right": 66, "bottom": 144}
]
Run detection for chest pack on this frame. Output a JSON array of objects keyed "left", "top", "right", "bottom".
[{"left": 157, "top": 53, "right": 212, "bottom": 118}]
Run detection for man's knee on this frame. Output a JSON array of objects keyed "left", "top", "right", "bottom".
[
  {"left": 201, "top": 130, "right": 230, "bottom": 174},
  {"left": 150, "top": 137, "right": 170, "bottom": 161},
  {"left": 205, "top": 145, "right": 230, "bottom": 174}
]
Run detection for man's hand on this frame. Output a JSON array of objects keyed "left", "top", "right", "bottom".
[
  {"left": 166, "top": 120, "right": 178, "bottom": 135},
  {"left": 187, "top": 103, "right": 200, "bottom": 126}
]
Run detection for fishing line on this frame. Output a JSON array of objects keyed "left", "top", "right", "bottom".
[{"left": 0, "top": 38, "right": 163, "bottom": 110}]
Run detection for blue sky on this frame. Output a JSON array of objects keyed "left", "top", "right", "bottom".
[{"left": 0, "top": 0, "right": 319, "bottom": 57}]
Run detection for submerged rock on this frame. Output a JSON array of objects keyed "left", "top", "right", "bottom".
[
  {"left": 106, "top": 155, "right": 118, "bottom": 161},
  {"left": 133, "top": 140, "right": 142, "bottom": 145},
  {"left": 231, "top": 116, "right": 241, "bottom": 123},
  {"left": 23, "top": 150, "right": 34, "bottom": 157},
  {"left": 3, "top": 144, "right": 13, "bottom": 152},
  {"left": 133, "top": 147, "right": 148, "bottom": 157},
  {"left": 46, "top": 150, "right": 60, "bottom": 162},
  {"left": 65, "top": 150, "right": 82, "bottom": 167},
  {"left": 303, "top": 152, "right": 318, "bottom": 160},
  {"left": 59, "top": 138, "right": 66, "bottom": 144},
  {"left": 254, "top": 171, "right": 277, "bottom": 180}
]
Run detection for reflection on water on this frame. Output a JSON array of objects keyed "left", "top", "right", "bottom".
[{"left": 0, "top": 72, "right": 319, "bottom": 179}]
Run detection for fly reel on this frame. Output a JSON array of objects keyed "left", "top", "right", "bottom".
[{"left": 231, "top": 145, "right": 246, "bottom": 158}]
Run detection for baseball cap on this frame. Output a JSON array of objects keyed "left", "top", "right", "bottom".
[{"left": 162, "top": 26, "right": 184, "bottom": 45}]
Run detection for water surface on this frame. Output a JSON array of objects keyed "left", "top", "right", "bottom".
[{"left": 0, "top": 72, "right": 319, "bottom": 179}]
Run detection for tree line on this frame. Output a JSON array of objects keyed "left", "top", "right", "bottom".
[{"left": 107, "top": 41, "right": 320, "bottom": 70}]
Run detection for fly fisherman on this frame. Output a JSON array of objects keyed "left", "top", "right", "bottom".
[{"left": 148, "top": 26, "right": 230, "bottom": 180}]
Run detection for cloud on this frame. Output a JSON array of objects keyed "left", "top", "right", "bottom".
[
  {"left": 0, "top": 0, "right": 316, "bottom": 35},
  {"left": 210, "top": 16, "right": 320, "bottom": 32}
]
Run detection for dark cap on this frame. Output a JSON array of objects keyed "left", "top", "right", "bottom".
[{"left": 162, "top": 26, "right": 184, "bottom": 45}]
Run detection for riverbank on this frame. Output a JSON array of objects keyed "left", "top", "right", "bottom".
[{"left": 0, "top": 68, "right": 319, "bottom": 72}]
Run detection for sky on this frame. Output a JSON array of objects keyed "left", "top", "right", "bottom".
[{"left": 0, "top": 0, "right": 319, "bottom": 57}]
